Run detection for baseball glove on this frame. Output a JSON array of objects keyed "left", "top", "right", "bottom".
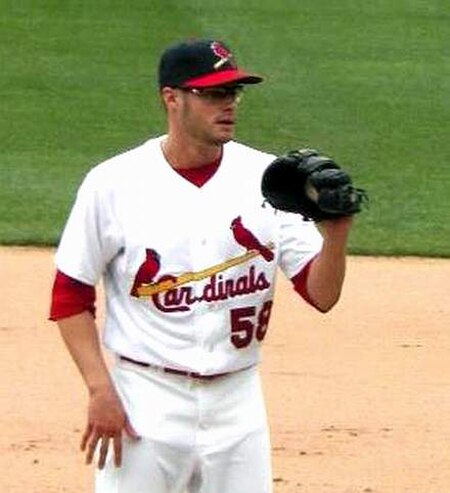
[{"left": 261, "top": 149, "right": 368, "bottom": 221}]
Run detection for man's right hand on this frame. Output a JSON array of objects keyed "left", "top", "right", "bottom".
[{"left": 80, "top": 386, "right": 140, "bottom": 469}]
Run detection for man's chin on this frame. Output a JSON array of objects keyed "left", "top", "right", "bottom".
[
  {"left": 217, "top": 136, "right": 233, "bottom": 145},
  {"left": 215, "top": 130, "right": 234, "bottom": 145}
]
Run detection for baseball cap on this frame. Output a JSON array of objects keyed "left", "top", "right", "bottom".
[{"left": 158, "top": 39, "right": 263, "bottom": 88}]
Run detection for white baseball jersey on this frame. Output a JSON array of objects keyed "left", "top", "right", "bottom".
[{"left": 55, "top": 136, "right": 322, "bottom": 375}]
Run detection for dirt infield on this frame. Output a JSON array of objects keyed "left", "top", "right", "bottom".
[{"left": 1, "top": 247, "right": 450, "bottom": 493}]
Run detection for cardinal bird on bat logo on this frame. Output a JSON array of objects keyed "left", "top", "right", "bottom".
[
  {"left": 230, "top": 216, "right": 274, "bottom": 262},
  {"left": 211, "top": 41, "right": 234, "bottom": 70},
  {"left": 130, "top": 249, "right": 161, "bottom": 297}
]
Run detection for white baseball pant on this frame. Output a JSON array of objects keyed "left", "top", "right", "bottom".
[{"left": 95, "top": 359, "right": 272, "bottom": 493}]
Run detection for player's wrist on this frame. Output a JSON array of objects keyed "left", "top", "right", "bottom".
[
  {"left": 316, "top": 216, "right": 353, "bottom": 240},
  {"left": 86, "top": 377, "right": 116, "bottom": 398}
]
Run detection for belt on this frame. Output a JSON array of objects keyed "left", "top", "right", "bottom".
[{"left": 118, "top": 355, "right": 230, "bottom": 380}]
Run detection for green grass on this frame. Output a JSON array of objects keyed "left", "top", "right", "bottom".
[{"left": 1, "top": 1, "right": 449, "bottom": 256}]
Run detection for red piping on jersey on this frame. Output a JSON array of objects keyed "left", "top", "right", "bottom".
[{"left": 49, "top": 270, "right": 96, "bottom": 321}]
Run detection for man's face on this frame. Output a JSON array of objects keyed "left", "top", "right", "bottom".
[{"left": 176, "top": 85, "right": 244, "bottom": 146}]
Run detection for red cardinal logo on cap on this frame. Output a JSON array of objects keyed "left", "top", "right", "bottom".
[
  {"left": 211, "top": 41, "right": 234, "bottom": 69},
  {"left": 231, "top": 216, "right": 274, "bottom": 262}
]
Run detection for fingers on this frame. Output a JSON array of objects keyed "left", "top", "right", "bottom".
[
  {"left": 80, "top": 422, "right": 93, "bottom": 452},
  {"left": 81, "top": 430, "right": 120, "bottom": 469},
  {"left": 80, "top": 424, "right": 138, "bottom": 469},
  {"left": 79, "top": 411, "right": 139, "bottom": 469},
  {"left": 98, "top": 435, "right": 112, "bottom": 469},
  {"left": 83, "top": 429, "right": 101, "bottom": 466},
  {"left": 113, "top": 435, "right": 122, "bottom": 468}
]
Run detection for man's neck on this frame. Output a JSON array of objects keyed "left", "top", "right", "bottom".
[{"left": 161, "top": 135, "right": 223, "bottom": 170}]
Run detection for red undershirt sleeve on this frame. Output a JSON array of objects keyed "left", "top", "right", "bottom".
[
  {"left": 290, "top": 256, "right": 320, "bottom": 309},
  {"left": 49, "top": 270, "right": 96, "bottom": 321}
]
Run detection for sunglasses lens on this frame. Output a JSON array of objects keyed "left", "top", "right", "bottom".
[
  {"left": 203, "top": 86, "right": 244, "bottom": 100},
  {"left": 183, "top": 86, "right": 244, "bottom": 102}
]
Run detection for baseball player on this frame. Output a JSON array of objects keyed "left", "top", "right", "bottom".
[{"left": 49, "top": 38, "right": 354, "bottom": 493}]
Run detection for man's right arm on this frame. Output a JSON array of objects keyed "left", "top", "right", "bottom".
[{"left": 56, "top": 311, "right": 139, "bottom": 469}]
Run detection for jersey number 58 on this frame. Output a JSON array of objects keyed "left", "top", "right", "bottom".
[{"left": 230, "top": 300, "right": 273, "bottom": 349}]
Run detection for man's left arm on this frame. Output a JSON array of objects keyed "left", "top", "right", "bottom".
[{"left": 303, "top": 216, "right": 353, "bottom": 312}]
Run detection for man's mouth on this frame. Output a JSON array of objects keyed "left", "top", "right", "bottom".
[{"left": 217, "top": 118, "right": 235, "bottom": 126}]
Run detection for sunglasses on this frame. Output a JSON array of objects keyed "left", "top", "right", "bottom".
[{"left": 180, "top": 85, "right": 244, "bottom": 102}]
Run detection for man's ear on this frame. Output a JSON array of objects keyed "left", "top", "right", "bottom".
[{"left": 160, "top": 87, "right": 180, "bottom": 110}]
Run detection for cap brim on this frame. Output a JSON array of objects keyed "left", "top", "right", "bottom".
[{"left": 182, "top": 69, "right": 263, "bottom": 88}]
